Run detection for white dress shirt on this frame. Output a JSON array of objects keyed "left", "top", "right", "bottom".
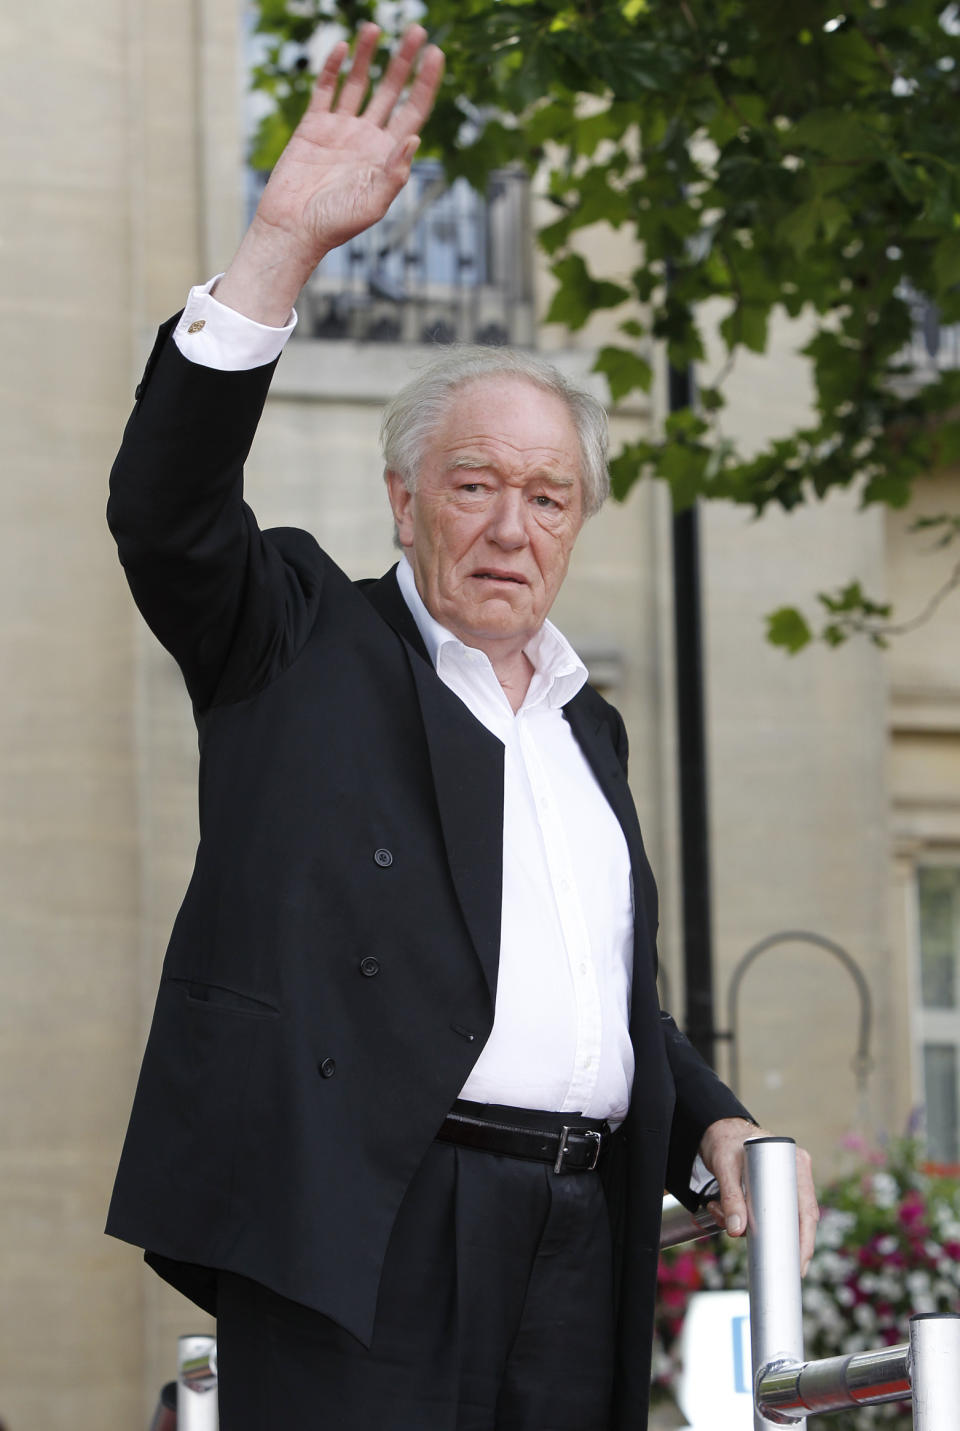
[
  {"left": 172, "top": 278, "right": 637, "bottom": 1123},
  {"left": 395, "top": 558, "right": 635, "bottom": 1121}
]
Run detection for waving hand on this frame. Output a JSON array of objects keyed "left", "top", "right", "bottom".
[{"left": 216, "top": 24, "right": 444, "bottom": 326}]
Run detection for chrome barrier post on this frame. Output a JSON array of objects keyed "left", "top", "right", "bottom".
[
  {"left": 744, "top": 1137, "right": 805, "bottom": 1429},
  {"left": 177, "top": 1333, "right": 218, "bottom": 1431},
  {"left": 909, "top": 1313, "right": 960, "bottom": 1430}
]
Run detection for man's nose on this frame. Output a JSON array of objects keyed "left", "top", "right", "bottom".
[{"left": 486, "top": 488, "right": 529, "bottom": 547}]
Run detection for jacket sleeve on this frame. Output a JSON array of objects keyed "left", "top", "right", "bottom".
[
  {"left": 660, "top": 1010, "right": 755, "bottom": 1208},
  {"left": 106, "top": 319, "right": 324, "bottom": 712}
]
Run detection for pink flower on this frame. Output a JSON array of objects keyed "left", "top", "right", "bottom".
[{"left": 898, "top": 1191, "right": 927, "bottom": 1232}]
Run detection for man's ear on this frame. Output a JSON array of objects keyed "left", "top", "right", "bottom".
[{"left": 385, "top": 469, "right": 415, "bottom": 549}]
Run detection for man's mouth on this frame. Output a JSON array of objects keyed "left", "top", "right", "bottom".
[{"left": 471, "top": 570, "right": 526, "bottom": 584}]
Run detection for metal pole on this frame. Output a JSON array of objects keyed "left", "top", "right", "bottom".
[
  {"left": 659, "top": 1192, "right": 722, "bottom": 1250},
  {"left": 669, "top": 356, "right": 717, "bottom": 1070},
  {"left": 178, "top": 1333, "right": 218, "bottom": 1431},
  {"left": 744, "top": 1137, "right": 805, "bottom": 1429},
  {"left": 909, "top": 1314, "right": 960, "bottom": 1430},
  {"left": 758, "top": 1344, "right": 910, "bottom": 1417}
]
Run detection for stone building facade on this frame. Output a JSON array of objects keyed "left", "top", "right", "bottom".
[{"left": 1, "top": 1, "right": 958, "bottom": 1425}]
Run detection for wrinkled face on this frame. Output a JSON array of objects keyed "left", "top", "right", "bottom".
[{"left": 386, "top": 377, "right": 585, "bottom": 658}]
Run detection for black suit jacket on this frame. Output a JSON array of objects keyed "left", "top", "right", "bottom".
[{"left": 105, "top": 322, "right": 749, "bottom": 1429}]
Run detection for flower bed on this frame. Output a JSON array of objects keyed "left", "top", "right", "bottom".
[{"left": 654, "top": 1139, "right": 960, "bottom": 1428}]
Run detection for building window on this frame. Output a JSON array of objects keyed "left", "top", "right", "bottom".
[
  {"left": 917, "top": 865, "right": 960, "bottom": 1163},
  {"left": 248, "top": 161, "right": 534, "bottom": 347}
]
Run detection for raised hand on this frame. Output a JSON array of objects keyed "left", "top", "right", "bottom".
[{"left": 216, "top": 24, "right": 444, "bottom": 326}]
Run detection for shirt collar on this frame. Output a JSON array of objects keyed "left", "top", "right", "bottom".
[{"left": 396, "top": 555, "right": 588, "bottom": 710}]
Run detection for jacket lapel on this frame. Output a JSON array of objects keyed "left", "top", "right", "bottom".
[
  {"left": 563, "top": 692, "right": 657, "bottom": 984},
  {"left": 361, "top": 568, "right": 504, "bottom": 1004}
]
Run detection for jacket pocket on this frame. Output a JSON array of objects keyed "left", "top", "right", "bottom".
[{"left": 168, "top": 976, "right": 281, "bottom": 1019}]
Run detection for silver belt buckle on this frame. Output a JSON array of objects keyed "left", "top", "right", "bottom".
[{"left": 554, "top": 1125, "right": 603, "bottom": 1174}]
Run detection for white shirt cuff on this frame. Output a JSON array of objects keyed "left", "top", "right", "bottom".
[
  {"left": 690, "top": 1154, "right": 717, "bottom": 1198},
  {"left": 172, "top": 275, "right": 298, "bottom": 371}
]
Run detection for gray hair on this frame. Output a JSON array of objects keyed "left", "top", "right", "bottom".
[{"left": 380, "top": 346, "right": 610, "bottom": 519}]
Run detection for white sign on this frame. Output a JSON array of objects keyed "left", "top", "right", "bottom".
[{"left": 675, "top": 1289, "right": 753, "bottom": 1431}]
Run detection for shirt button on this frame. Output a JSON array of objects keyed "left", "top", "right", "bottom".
[
  {"left": 319, "top": 1057, "right": 336, "bottom": 1078},
  {"left": 359, "top": 957, "right": 380, "bottom": 977},
  {"left": 373, "top": 848, "right": 393, "bottom": 867}
]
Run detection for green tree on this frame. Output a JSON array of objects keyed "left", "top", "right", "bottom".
[{"left": 249, "top": 0, "right": 960, "bottom": 648}]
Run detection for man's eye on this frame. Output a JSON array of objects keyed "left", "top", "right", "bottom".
[
  {"left": 533, "top": 494, "right": 559, "bottom": 508},
  {"left": 460, "top": 482, "right": 484, "bottom": 493}
]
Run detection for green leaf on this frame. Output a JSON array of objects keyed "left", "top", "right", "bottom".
[
  {"left": 719, "top": 302, "right": 769, "bottom": 354},
  {"left": 697, "top": 385, "right": 724, "bottom": 414},
  {"left": 664, "top": 408, "right": 708, "bottom": 440},
  {"left": 766, "top": 607, "right": 812, "bottom": 654},
  {"left": 593, "top": 345, "right": 653, "bottom": 403},
  {"left": 788, "top": 110, "right": 887, "bottom": 162},
  {"left": 658, "top": 440, "right": 710, "bottom": 510},
  {"left": 933, "top": 234, "right": 960, "bottom": 293},
  {"left": 776, "top": 200, "right": 821, "bottom": 257},
  {"left": 545, "top": 254, "right": 630, "bottom": 330},
  {"left": 776, "top": 196, "right": 848, "bottom": 257},
  {"left": 935, "top": 420, "right": 960, "bottom": 468},
  {"left": 886, "top": 155, "right": 929, "bottom": 205},
  {"left": 609, "top": 439, "right": 657, "bottom": 499}
]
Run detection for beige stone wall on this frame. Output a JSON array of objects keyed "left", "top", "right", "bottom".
[
  {"left": 694, "top": 326, "right": 902, "bottom": 1172},
  {"left": 0, "top": 0, "right": 244, "bottom": 1424},
  {"left": 885, "top": 471, "right": 960, "bottom": 1140},
  {"left": 1, "top": 2, "right": 142, "bottom": 1426}
]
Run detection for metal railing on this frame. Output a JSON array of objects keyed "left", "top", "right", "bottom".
[
  {"left": 900, "top": 290, "right": 960, "bottom": 375},
  {"left": 154, "top": 1143, "right": 960, "bottom": 1429},
  {"left": 745, "top": 1135, "right": 960, "bottom": 1428},
  {"left": 248, "top": 161, "right": 534, "bottom": 347}
]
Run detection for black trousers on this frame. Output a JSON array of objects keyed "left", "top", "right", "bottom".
[{"left": 216, "top": 1117, "right": 616, "bottom": 1431}]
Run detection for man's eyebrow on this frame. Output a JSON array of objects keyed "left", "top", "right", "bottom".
[{"left": 446, "top": 456, "right": 577, "bottom": 487}]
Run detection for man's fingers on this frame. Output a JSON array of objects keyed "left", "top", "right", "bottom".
[
  {"left": 364, "top": 25, "right": 429, "bottom": 126},
  {"left": 387, "top": 44, "right": 445, "bottom": 140},
  {"left": 336, "top": 22, "right": 380, "bottom": 117},
  {"left": 796, "top": 1147, "right": 819, "bottom": 1274},
  {"left": 712, "top": 1169, "right": 748, "bottom": 1237},
  {"left": 307, "top": 40, "right": 349, "bottom": 116}
]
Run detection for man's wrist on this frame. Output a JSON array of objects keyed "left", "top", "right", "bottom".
[{"left": 214, "top": 216, "right": 324, "bottom": 327}]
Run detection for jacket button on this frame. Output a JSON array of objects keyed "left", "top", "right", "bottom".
[
  {"left": 359, "top": 957, "right": 380, "bottom": 977},
  {"left": 319, "top": 1057, "right": 336, "bottom": 1078},
  {"left": 373, "top": 848, "right": 393, "bottom": 867}
]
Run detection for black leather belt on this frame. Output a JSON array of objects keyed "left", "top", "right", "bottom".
[{"left": 436, "top": 1104, "right": 612, "bottom": 1173}]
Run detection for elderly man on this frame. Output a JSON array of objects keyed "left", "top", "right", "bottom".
[{"left": 106, "top": 23, "right": 816, "bottom": 1431}]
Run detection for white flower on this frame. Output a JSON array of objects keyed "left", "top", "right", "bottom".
[
  {"left": 907, "top": 1270, "right": 932, "bottom": 1297},
  {"left": 871, "top": 1172, "right": 898, "bottom": 1208},
  {"left": 817, "top": 1210, "right": 856, "bottom": 1248},
  {"left": 876, "top": 1235, "right": 898, "bottom": 1256},
  {"left": 836, "top": 1284, "right": 855, "bottom": 1307}
]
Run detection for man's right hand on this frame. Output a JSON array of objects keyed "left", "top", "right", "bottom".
[{"left": 215, "top": 24, "right": 444, "bottom": 327}]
